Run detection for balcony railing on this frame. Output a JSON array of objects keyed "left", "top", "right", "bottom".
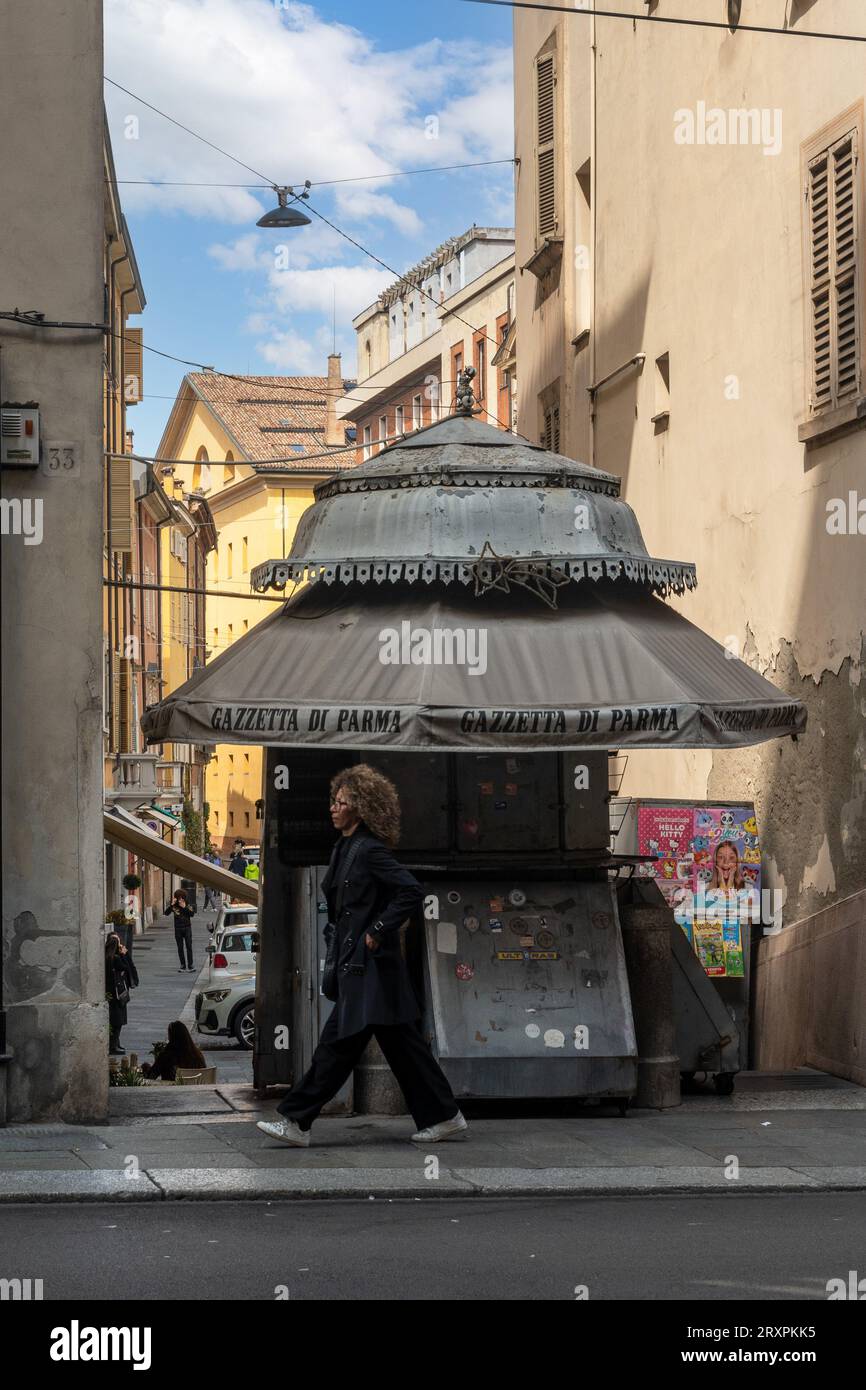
[{"left": 111, "top": 753, "right": 161, "bottom": 798}]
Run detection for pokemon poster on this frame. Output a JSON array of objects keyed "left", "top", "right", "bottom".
[{"left": 636, "top": 804, "right": 761, "bottom": 978}]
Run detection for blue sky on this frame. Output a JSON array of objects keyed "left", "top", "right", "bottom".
[{"left": 104, "top": 0, "right": 514, "bottom": 455}]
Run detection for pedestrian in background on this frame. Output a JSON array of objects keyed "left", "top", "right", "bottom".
[
  {"left": 203, "top": 854, "right": 222, "bottom": 910},
  {"left": 141, "top": 1021, "right": 207, "bottom": 1081},
  {"left": 105, "top": 933, "right": 138, "bottom": 1055},
  {"left": 229, "top": 846, "right": 248, "bottom": 877},
  {"left": 165, "top": 889, "right": 196, "bottom": 972}
]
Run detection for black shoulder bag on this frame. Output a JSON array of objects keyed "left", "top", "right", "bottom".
[{"left": 321, "top": 836, "right": 364, "bottom": 1002}]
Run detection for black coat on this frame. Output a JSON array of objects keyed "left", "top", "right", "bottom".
[
  {"left": 106, "top": 952, "right": 138, "bottom": 1029},
  {"left": 323, "top": 827, "right": 424, "bottom": 1040},
  {"left": 165, "top": 901, "right": 195, "bottom": 930}
]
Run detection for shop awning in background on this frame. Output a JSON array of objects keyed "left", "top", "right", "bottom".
[
  {"left": 141, "top": 582, "right": 807, "bottom": 753},
  {"left": 103, "top": 806, "right": 259, "bottom": 904},
  {"left": 136, "top": 803, "right": 183, "bottom": 830}
]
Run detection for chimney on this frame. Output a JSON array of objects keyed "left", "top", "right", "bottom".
[{"left": 325, "top": 353, "right": 344, "bottom": 447}]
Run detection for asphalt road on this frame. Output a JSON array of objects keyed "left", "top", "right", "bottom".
[{"left": 1, "top": 1192, "right": 862, "bottom": 1301}]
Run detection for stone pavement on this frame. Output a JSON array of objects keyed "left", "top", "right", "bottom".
[
  {"left": 122, "top": 903, "right": 253, "bottom": 1085},
  {"left": 0, "top": 1069, "right": 864, "bottom": 1202}
]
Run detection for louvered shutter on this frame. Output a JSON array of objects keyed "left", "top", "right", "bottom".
[
  {"left": 109, "top": 455, "right": 133, "bottom": 552},
  {"left": 123, "top": 328, "right": 143, "bottom": 403},
  {"left": 807, "top": 128, "right": 861, "bottom": 412},
  {"left": 832, "top": 133, "right": 859, "bottom": 402},
  {"left": 536, "top": 54, "right": 557, "bottom": 239}
]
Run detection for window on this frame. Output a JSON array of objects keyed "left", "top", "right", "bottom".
[
  {"left": 362, "top": 424, "right": 373, "bottom": 460},
  {"left": 653, "top": 353, "right": 671, "bottom": 432},
  {"left": 473, "top": 330, "right": 487, "bottom": 405},
  {"left": 801, "top": 107, "right": 864, "bottom": 439},
  {"left": 543, "top": 406, "right": 560, "bottom": 452},
  {"left": 243, "top": 619, "right": 249, "bottom": 633},
  {"left": 226, "top": 542, "right": 233, "bottom": 578},
  {"left": 193, "top": 446, "right": 210, "bottom": 493},
  {"left": 496, "top": 312, "right": 511, "bottom": 430},
  {"left": 224, "top": 451, "right": 235, "bottom": 486},
  {"left": 229, "top": 811, "right": 235, "bottom": 828},
  {"left": 451, "top": 344, "right": 464, "bottom": 408},
  {"left": 228, "top": 753, "right": 234, "bottom": 766},
  {"left": 244, "top": 812, "right": 251, "bottom": 828},
  {"left": 412, "top": 395, "right": 423, "bottom": 430},
  {"left": 536, "top": 50, "right": 558, "bottom": 239},
  {"left": 212, "top": 626, "right": 218, "bottom": 651},
  {"left": 541, "top": 385, "right": 561, "bottom": 452},
  {"left": 395, "top": 404, "right": 405, "bottom": 436},
  {"left": 379, "top": 414, "right": 388, "bottom": 451},
  {"left": 227, "top": 623, "right": 233, "bottom": 643}
]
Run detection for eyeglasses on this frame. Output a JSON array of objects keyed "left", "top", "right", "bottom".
[{"left": 330, "top": 798, "right": 351, "bottom": 809}]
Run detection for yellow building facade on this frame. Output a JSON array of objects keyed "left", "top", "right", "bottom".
[{"left": 155, "top": 360, "right": 354, "bottom": 857}]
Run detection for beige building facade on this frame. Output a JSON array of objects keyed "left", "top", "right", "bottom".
[
  {"left": 339, "top": 228, "right": 516, "bottom": 456},
  {"left": 513, "top": 0, "right": 865, "bottom": 1074}
]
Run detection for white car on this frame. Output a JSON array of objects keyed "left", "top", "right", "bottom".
[
  {"left": 212, "top": 902, "right": 258, "bottom": 937},
  {"left": 195, "top": 971, "right": 256, "bottom": 1049},
  {"left": 208, "top": 922, "right": 259, "bottom": 979}
]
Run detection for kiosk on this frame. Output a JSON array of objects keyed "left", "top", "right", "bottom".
[{"left": 143, "top": 385, "right": 806, "bottom": 1109}]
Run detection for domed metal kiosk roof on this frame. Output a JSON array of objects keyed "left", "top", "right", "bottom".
[
  {"left": 142, "top": 384, "right": 806, "bottom": 752},
  {"left": 251, "top": 409, "right": 697, "bottom": 605}
]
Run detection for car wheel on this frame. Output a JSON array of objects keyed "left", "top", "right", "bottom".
[{"left": 232, "top": 1001, "right": 255, "bottom": 1049}]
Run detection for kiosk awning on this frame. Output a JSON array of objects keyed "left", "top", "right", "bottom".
[
  {"left": 103, "top": 806, "right": 259, "bottom": 904},
  {"left": 141, "top": 582, "right": 806, "bottom": 753}
]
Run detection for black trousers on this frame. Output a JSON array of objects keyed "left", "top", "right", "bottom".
[
  {"left": 278, "top": 1011, "right": 459, "bottom": 1132},
  {"left": 174, "top": 924, "right": 193, "bottom": 968}
]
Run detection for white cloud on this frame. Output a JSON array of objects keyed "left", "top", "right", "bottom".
[
  {"left": 207, "top": 233, "right": 267, "bottom": 271},
  {"left": 267, "top": 264, "right": 392, "bottom": 321},
  {"left": 104, "top": 0, "right": 513, "bottom": 227}
]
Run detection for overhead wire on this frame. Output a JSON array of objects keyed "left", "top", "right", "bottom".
[
  {"left": 102, "top": 79, "right": 508, "bottom": 355},
  {"left": 463, "top": 0, "right": 866, "bottom": 43},
  {"left": 111, "top": 158, "right": 516, "bottom": 190}
]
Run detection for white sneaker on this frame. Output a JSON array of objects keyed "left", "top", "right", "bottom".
[
  {"left": 256, "top": 1118, "right": 310, "bottom": 1147},
  {"left": 410, "top": 1111, "right": 468, "bottom": 1143}
]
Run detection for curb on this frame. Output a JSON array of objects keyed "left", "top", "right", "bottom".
[{"left": 0, "top": 1165, "right": 864, "bottom": 1203}]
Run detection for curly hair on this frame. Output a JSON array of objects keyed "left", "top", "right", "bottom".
[{"left": 331, "top": 764, "right": 401, "bottom": 848}]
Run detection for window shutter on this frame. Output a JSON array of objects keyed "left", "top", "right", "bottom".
[
  {"left": 807, "top": 128, "right": 861, "bottom": 412},
  {"left": 543, "top": 404, "right": 560, "bottom": 453},
  {"left": 109, "top": 455, "right": 133, "bottom": 552},
  {"left": 536, "top": 55, "right": 557, "bottom": 239},
  {"left": 832, "top": 133, "right": 859, "bottom": 401},
  {"left": 123, "top": 328, "right": 143, "bottom": 403}
]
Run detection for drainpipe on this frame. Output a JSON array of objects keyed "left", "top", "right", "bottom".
[{"left": 106, "top": 241, "right": 129, "bottom": 753}]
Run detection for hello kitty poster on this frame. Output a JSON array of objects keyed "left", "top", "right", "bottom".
[{"left": 637, "top": 804, "right": 760, "bottom": 978}]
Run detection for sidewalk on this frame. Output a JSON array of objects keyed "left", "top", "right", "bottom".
[{"left": 1, "top": 1069, "right": 864, "bottom": 1202}]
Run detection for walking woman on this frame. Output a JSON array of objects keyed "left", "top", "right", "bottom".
[
  {"left": 258, "top": 764, "right": 467, "bottom": 1148},
  {"left": 105, "top": 933, "right": 138, "bottom": 1056}
]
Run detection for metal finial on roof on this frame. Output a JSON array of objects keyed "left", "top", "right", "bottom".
[{"left": 454, "top": 365, "right": 482, "bottom": 416}]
